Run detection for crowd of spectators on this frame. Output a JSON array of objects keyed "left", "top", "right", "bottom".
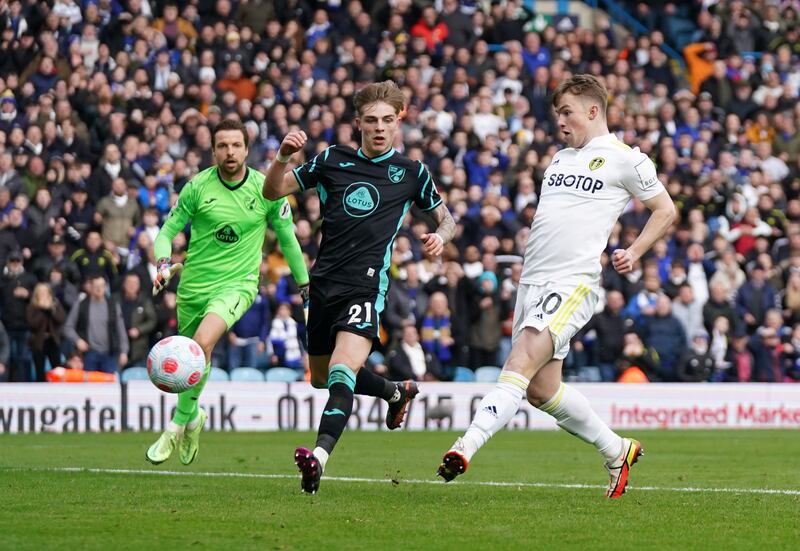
[{"left": 1, "top": 0, "right": 800, "bottom": 384}]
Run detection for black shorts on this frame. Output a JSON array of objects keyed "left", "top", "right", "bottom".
[{"left": 307, "top": 278, "right": 383, "bottom": 356}]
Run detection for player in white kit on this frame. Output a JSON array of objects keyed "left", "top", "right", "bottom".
[{"left": 437, "top": 75, "right": 676, "bottom": 498}]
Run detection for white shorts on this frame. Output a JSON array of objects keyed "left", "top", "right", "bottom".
[{"left": 512, "top": 281, "right": 599, "bottom": 360}]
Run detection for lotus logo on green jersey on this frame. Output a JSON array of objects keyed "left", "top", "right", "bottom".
[
  {"left": 343, "top": 182, "right": 380, "bottom": 218},
  {"left": 388, "top": 164, "right": 405, "bottom": 183},
  {"left": 215, "top": 224, "right": 240, "bottom": 244},
  {"left": 589, "top": 157, "right": 605, "bottom": 171}
]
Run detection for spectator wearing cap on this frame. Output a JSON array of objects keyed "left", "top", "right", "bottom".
[
  {"left": 0, "top": 91, "right": 25, "bottom": 135},
  {"left": 736, "top": 263, "right": 780, "bottom": 334},
  {"left": 31, "top": 234, "right": 80, "bottom": 284},
  {"left": 1, "top": 250, "right": 37, "bottom": 381},
  {"left": 60, "top": 181, "right": 95, "bottom": 243}
]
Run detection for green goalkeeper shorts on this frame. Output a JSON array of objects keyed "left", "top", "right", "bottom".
[{"left": 177, "top": 284, "right": 256, "bottom": 338}]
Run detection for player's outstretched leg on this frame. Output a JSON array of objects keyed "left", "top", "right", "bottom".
[
  {"left": 295, "top": 364, "right": 356, "bottom": 494},
  {"left": 180, "top": 407, "right": 208, "bottom": 465},
  {"left": 354, "top": 369, "right": 419, "bottom": 429},
  {"left": 146, "top": 428, "right": 180, "bottom": 465},
  {"left": 534, "top": 382, "right": 641, "bottom": 498},
  {"left": 385, "top": 380, "right": 419, "bottom": 429},
  {"left": 438, "top": 370, "right": 530, "bottom": 482},
  {"left": 605, "top": 438, "right": 643, "bottom": 498}
]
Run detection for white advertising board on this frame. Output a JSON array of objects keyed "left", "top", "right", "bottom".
[{"left": 1, "top": 382, "right": 799, "bottom": 433}]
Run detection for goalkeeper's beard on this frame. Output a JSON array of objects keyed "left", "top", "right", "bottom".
[{"left": 219, "top": 159, "right": 246, "bottom": 181}]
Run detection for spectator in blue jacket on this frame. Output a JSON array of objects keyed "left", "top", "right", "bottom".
[
  {"left": 735, "top": 263, "right": 780, "bottom": 334},
  {"left": 639, "top": 294, "right": 687, "bottom": 381}
]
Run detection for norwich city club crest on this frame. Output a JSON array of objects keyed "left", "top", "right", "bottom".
[
  {"left": 388, "top": 164, "right": 405, "bottom": 183},
  {"left": 343, "top": 182, "right": 380, "bottom": 218},
  {"left": 588, "top": 157, "right": 605, "bottom": 171},
  {"left": 215, "top": 224, "right": 240, "bottom": 244}
]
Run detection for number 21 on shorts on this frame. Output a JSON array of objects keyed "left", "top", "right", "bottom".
[{"left": 348, "top": 301, "right": 373, "bottom": 329}]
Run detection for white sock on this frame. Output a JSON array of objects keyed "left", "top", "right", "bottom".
[
  {"left": 167, "top": 421, "right": 185, "bottom": 434},
  {"left": 186, "top": 411, "right": 201, "bottom": 431},
  {"left": 313, "top": 447, "right": 329, "bottom": 472},
  {"left": 460, "top": 371, "right": 530, "bottom": 461},
  {"left": 540, "top": 383, "right": 623, "bottom": 462}
]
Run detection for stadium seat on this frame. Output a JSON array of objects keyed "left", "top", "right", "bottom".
[
  {"left": 474, "top": 366, "right": 502, "bottom": 383},
  {"left": 265, "top": 367, "right": 302, "bottom": 383},
  {"left": 121, "top": 367, "right": 149, "bottom": 383},
  {"left": 452, "top": 366, "right": 476, "bottom": 382},
  {"left": 208, "top": 366, "right": 230, "bottom": 381},
  {"left": 230, "top": 367, "right": 265, "bottom": 382}
]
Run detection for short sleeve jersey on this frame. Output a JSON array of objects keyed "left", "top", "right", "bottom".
[
  {"left": 293, "top": 145, "right": 442, "bottom": 291},
  {"left": 521, "top": 134, "right": 666, "bottom": 285},
  {"left": 158, "top": 166, "right": 294, "bottom": 296}
]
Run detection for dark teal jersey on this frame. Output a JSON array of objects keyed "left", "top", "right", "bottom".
[{"left": 292, "top": 145, "right": 442, "bottom": 292}]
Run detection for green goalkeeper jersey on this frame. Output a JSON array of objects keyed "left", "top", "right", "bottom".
[{"left": 154, "top": 166, "right": 307, "bottom": 296}]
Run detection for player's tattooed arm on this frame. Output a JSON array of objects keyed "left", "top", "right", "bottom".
[{"left": 421, "top": 202, "right": 455, "bottom": 257}]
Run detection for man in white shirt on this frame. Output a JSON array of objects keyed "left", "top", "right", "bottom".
[{"left": 438, "top": 74, "right": 676, "bottom": 499}]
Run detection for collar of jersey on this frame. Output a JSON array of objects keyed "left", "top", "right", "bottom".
[
  {"left": 216, "top": 167, "right": 249, "bottom": 190},
  {"left": 357, "top": 147, "right": 396, "bottom": 163},
  {"left": 574, "top": 133, "right": 614, "bottom": 151}
]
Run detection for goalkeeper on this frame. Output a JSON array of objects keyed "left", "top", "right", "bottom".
[{"left": 146, "top": 119, "right": 308, "bottom": 465}]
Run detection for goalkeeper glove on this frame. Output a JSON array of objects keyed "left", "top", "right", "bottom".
[
  {"left": 299, "top": 283, "right": 310, "bottom": 323},
  {"left": 152, "top": 257, "right": 183, "bottom": 296}
]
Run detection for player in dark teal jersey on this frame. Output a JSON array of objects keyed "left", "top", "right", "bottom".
[
  {"left": 147, "top": 119, "right": 309, "bottom": 466},
  {"left": 264, "top": 80, "right": 456, "bottom": 493}
]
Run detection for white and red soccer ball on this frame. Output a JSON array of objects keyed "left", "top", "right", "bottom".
[{"left": 146, "top": 336, "right": 206, "bottom": 393}]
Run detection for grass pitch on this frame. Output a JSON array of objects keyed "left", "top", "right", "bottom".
[{"left": 1, "top": 430, "right": 798, "bottom": 550}]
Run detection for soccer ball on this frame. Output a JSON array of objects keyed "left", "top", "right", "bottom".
[{"left": 147, "top": 336, "right": 206, "bottom": 393}]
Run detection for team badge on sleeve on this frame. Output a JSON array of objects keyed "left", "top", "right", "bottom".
[
  {"left": 388, "top": 165, "right": 406, "bottom": 183},
  {"left": 588, "top": 157, "right": 605, "bottom": 171}
]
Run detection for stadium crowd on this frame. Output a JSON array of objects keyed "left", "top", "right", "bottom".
[{"left": 1, "top": 0, "right": 799, "bottom": 384}]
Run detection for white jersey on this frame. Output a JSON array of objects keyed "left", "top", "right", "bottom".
[{"left": 521, "top": 133, "right": 665, "bottom": 285}]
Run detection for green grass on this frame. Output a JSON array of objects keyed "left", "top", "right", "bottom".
[{"left": 1, "top": 430, "right": 798, "bottom": 550}]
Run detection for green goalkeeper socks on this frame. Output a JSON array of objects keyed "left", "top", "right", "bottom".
[{"left": 173, "top": 362, "right": 211, "bottom": 425}]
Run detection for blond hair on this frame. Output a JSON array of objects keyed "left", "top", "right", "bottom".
[
  {"left": 552, "top": 74, "right": 608, "bottom": 117},
  {"left": 353, "top": 80, "right": 405, "bottom": 116}
]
